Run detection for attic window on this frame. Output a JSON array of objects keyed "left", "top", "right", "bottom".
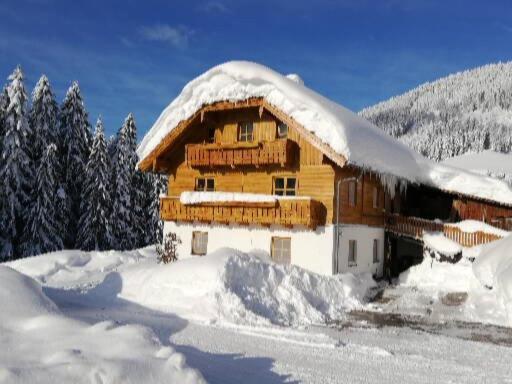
[
  {"left": 238, "top": 122, "right": 254, "bottom": 142},
  {"left": 277, "top": 122, "right": 288, "bottom": 139},
  {"left": 195, "top": 177, "right": 215, "bottom": 192},
  {"left": 274, "top": 177, "right": 296, "bottom": 196}
]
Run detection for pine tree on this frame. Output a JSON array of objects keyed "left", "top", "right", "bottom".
[
  {"left": 77, "top": 118, "right": 112, "bottom": 251},
  {"left": 22, "top": 144, "right": 63, "bottom": 256},
  {"left": 59, "top": 82, "right": 91, "bottom": 248},
  {"left": 30, "top": 75, "right": 58, "bottom": 162},
  {"left": 0, "top": 67, "right": 33, "bottom": 259}
]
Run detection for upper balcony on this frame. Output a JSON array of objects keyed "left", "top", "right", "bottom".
[
  {"left": 160, "top": 195, "right": 326, "bottom": 229},
  {"left": 185, "top": 139, "right": 296, "bottom": 168}
]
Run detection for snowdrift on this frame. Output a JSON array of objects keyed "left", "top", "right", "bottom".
[
  {"left": 119, "top": 248, "right": 375, "bottom": 326},
  {"left": 0, "top": 265, "right": 205, "bottom": 384}
]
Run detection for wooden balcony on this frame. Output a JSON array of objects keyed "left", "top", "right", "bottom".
[
  {"left": 185, "top": 139, "right": 296, "bottom": 168},
  {"left": 160, "top": 196, "right": 325, "bottom": 229},
  {"left": 385, "top": 214, "right": 503, "bottom": 247}
]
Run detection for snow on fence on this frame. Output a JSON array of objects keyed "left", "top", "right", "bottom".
[{"left": 385, "top": 214, "right": 503, "bottom": 247}]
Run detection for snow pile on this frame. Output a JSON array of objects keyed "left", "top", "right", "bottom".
[
  {"left": 180, "top": 191, "right": 310, "bottom": 205},
  {"left": 138, "top": 61, "right": 512, "bottom": 206},
  {"left": 0, "top": 265, "right": 205, "bottom": 384},
  {"left": 119, "top": 248, "right": 374, "bottom": 326},
  {"left": 473, "top": 235, "right": 512, "bottom": 320},
  {"left": 423, "top": 232, "right": 462, "bottom": 259},
  {"left": 446, "top": 220, "right": 510, "bottom": 237}
]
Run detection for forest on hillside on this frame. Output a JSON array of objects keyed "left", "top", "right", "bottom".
[
  {"left": 360, "top": 62, "right": 512, "bottom": 162},
  {"left": 0, "top": 67, "right": 166, "bottom": 260}
]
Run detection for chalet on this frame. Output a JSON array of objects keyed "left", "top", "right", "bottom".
[{"left": 137, "top": 61, "right": 512, "bottom": 278}]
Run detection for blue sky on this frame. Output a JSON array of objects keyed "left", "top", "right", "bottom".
[{"left": 1, "top": 0, "right": 511, "bottom": 139}]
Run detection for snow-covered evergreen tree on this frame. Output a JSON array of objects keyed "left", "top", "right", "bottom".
[
  {"left": 77, "top": 118, "right": 112, "bottom": 251},
  {"left": 0, "top": 67, "right": 33, "bottom": 259},
  {"left": 30, "top": 75, "right": 58, "bottom": 162},
  {"left": 110, "top": 114, "right": 136, "bottom": 250},
  {"left": 59, "top": 82, "right": 91, "bottom": 248},
  {"left": 22, "top": 144, "right": 63, "bottom": 256}
]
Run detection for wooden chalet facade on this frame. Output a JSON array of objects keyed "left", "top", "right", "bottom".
[{"left": 138, "top": 63, "right": 512, "bottom": 278}]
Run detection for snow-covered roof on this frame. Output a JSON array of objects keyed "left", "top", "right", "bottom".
[{"left": 138, "top": 61, "right": 512, "bottom": 206}]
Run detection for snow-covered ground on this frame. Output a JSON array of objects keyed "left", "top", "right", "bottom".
[{"left": 3, "top": 246, "right": 512, "bottom": 383}]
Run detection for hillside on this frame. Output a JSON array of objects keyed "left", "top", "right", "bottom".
[{"left": 360, "top": 62, "right": 512, "bottom": 161}]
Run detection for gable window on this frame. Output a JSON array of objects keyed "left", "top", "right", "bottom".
[
  {"left": 207, "top": 126, "right": 216, "bottom": 143},
  {"left": 195, "top": 177, "right": 215, "bottom": 192},
  {"left": 372, "top": 187, "right": 379, "bottom": 209},
  {"left": 348, "top": 181, "right": 357, "bottom": 207},
  {"left": 192, "top": 231, "right": 208, "bottom": 255},
  {"left": 238, "top": 122, "right": 254, "bottom": 142},
  {"left": 277, "top": 122, "right": 288, "bottom": 139},
  {"left": 348, "top": 240, "right": 357, "bottom": 266},
  {"left": 373, "top": 239, "right": 379, "bottom": 263},
  {"left": 274, "top": 176, "right": 297, "bottom": 196},
  {"left": 271, "top": 237, "right": 291, "bottom": 264}
]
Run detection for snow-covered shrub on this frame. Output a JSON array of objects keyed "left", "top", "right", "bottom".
[{"left": 157, "top": 232, "right": 181, "bottom": 264}]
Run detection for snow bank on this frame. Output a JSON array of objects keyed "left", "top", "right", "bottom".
[
  {"left": 138, "top": 61, "right": 512, "bottom": 206},
  {"left": 119, "top": 248, "right": 375, "bottom": 326},
  {"left": 0, "top": 266, "right": 205, "bottom": 384},
  {"left": 423, "top": 232, "right": 462, "bottom": 258},
  {"left": 446, "top": 220, "right": 510, "bottom": 237}
]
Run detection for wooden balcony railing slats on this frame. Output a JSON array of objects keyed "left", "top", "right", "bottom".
[
  {"left": 385, "top": 214, "right": 503, "bottom": 247},
  {"left": 160, "top": 196, "right": 325, "bottom": 229},
  {"left": 186, "top": 139, "right": 295, "bottom": 168}
]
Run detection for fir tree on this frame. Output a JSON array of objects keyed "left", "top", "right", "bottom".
[
  {"left": 77, "top": 118, "right": 112, "bottom": 251},
  {"left": 59, "top": 82, "right": 91, "bottom": 247},
  {"left": 22, "top": 144, "right": 63, "bottom": 256},
  {"left": 0, "top": 67, "right": 32, "bottom": 259},
  {"left": 30, "top": 75, "right": 58, "bottom": 162}
]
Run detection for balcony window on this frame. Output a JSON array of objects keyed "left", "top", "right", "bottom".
[
  {"left": 271, "top": 237, "right": 291, "bottom": 264},
  {"left": 192, "top": 231, "right": 208, "bottom": 255},
  {"left": 348, "top": 181, "right": 357, "bottom": 207},
  {"left": 274, "top": 176, "right": 297, "bottom": 196},
  {"left": 238, "top": 122, "right": 254, "bottom": 142},
  {"left": 372, "top": 187, "right": 379, "bottom": 209},
  {"left": 277, "top": 122, "right": 288, "bottom": 138},
  {"left": 195, "top": 177, "right": 215, "bottom": 192}
]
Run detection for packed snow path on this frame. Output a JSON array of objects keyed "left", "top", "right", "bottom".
[{"left": 6, "top": 248, "right": 510, "bottom": 384}]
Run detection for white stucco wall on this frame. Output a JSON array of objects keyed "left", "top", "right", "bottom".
[
  {"left": 335, "top": 225, "right": 384, "bottom": 277},
  {"left": 164, "top": 221, "right": 334, "bottom": 275}
]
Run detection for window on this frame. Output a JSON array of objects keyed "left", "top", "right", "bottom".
[
  {"left": 373, "top": 239, "right": 379, "bottom": 263},
  {"left": 277, "top": 122, "right": 288, "bottom": 138},
  {"left": 348, "top": 240, "right": 357, "bottom": 266},
  {"left": 207, "top": 126, "right": 216, "bottom": 143},
  {"left": 238, "top": 122, "right": 254, "bottom": 142},
  {"left": 348, "top": 181, "right": 357, "bottom": 207},
  {"left": 191, "top": 231, "right": 208, "bottom": 255},
  {"left": 195, "top": 177, "right": 215, "bottom": 192},
  {"left": 273, "top": 177, "right": 297, "bottom": 196},
  {"left": 271, "top": 237, "right": 291, "bottom": 264},
  {"left": 372, "top": 187, "right": 379, "bottom": 209}
]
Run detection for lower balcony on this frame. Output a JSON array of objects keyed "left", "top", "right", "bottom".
[{"left": 160, "top": 195, "right": 326, "bottom": 229}]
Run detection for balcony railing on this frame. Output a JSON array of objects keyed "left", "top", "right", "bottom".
[
  {"left": 385, "top": 214, "right": 503, "bottom": 247},
  {"left": 160, "top": 196, "right": 325, "bottom": 229},
  {"left": 185, "top": 139, "right": 296, "bottom": 168}
]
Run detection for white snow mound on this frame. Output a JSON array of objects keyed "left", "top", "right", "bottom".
[
  {"left": 119, "top": 248, "right": 375, "bottom": 326},
  {"left": 0, "top": 266, "right": 205, "bottom": 384},
  {"left": 423, "top": 231, "right": 462, "bottom": 258},
  {"left": 138, "top": 60, "right": 512, "bottom": 206}
]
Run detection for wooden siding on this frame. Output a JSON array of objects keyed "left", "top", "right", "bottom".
[
  {"left": 386, "top": 214, "right": 503, "bottom": 247},
  {"left": 452, "top": 198, "right": 512, "bottom": 230},
  {"left": 160, "top": 196, "right": 326, "bottom": 229}
]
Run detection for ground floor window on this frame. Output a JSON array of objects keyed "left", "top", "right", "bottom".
[
  {"left": 373, "top": 239, "right": 379, "bottom": 263},
  {"left": 271, "top": 237, "right": 291, "bottom": 264},
  {"left": 348, "top": 239, "right": 357, "bottom": 266},
  {"left": 192, "top": 231, "right": 208, "bottom": 255}
]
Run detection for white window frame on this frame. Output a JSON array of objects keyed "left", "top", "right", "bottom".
[
  {"left": 277, "top": 122, "right": 288, "bottom": 138},
  {"left": 191, "top": 231, "right": 208, "bottom": 256},
  {"left": 271, "top": 237, "right": 291, "bottom": 265},
  {"left": 238, "top": 122, "right": 254, "bottom": 142},
  {"left": 273, "top": 176, "right": 297, "bottom": 196},
  {"left": 373, "top": 239, "right": 379, "bottom": 263},
  {"left": 348, "top": 240, "right": 357, "bottom": 266}
]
